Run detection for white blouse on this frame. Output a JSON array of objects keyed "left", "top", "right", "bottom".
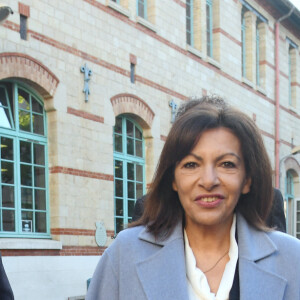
[{"left": 184, "top": 215, "right": 238, "bottom": 300}]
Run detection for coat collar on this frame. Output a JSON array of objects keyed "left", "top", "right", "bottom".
[
  {"left": 236, "top": 213, "right": 287, "bottom": 300},
  {"left": 138, "top": 220, "right": 183, "bottom": 246},
  {"left": 136, "top": 214, "right": 287, "bottom": 300},
  {"left": 136, "top": 220, "right": 189, "bottom": 300}
]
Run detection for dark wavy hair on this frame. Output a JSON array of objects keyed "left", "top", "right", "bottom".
[{"left": 133, "top": 96, "right": 273, "bottom": 237}]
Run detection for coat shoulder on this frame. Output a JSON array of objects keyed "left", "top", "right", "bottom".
[{"left": 268, "top": 230, "right": 300, "bottom": 258}]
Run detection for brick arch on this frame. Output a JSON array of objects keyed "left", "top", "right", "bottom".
[
  {"left": 110, "top": 93, "right": 155, "bottom": 128},
  {"left": 0, "top": 52, "right": 59, "bottom": 99},
  {"left": 284, "top": 157, "right": 300, "bottom": 175}
]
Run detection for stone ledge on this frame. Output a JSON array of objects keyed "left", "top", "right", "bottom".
[
  {"left": 106, "top": 0, "right": 130, "bottom": 17},
  {"left": 186, "top": 45, "right": 204, "bottom": 59},
  {"left": 136, "top": 16, "right": 157, "bottom": 32},
  {"left": 0, "top": 238, "right": 62, "bottom": 250}
]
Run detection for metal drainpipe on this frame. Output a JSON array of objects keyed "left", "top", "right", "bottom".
[{"left": 275, "top": 5, "right": 295, "bottom": 188}]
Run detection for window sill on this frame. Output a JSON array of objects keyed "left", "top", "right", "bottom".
[
  {"left": 186, "top": 45, "right": 204, "bottom": 59},
  {"left": 256, "top": 85, "right": 267, "bottom": 95},
  {"left": 136, "top": 16, "right": 157, "bottom": 32},
  {"left": 242, "top": 77, "right": 254, "bottom": 88},
  {"left": 0, "top": 238, "right": 62, "bottom": 250},
  {"left": 206, "top": 56, "right": 221, "bottom": 69},
  {"left": 288, "top": 104, "right": 298, "bottom": 114},
  {"left": 106, "top": 0, "right": 130, "bottom": 18}
]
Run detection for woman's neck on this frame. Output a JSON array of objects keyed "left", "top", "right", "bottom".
[{"left": 185, "top": 216, "right": 233, "bottom": 254}]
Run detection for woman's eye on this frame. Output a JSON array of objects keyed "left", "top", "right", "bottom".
[
  {"left": 222, "top": 161, "right": 236, "bottom": 168},
  {"left": 183, "top": 162, "right": 197, "bottom": 169}
]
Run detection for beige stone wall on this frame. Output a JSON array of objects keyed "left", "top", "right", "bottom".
[{"left": 0, "top": 0, "right": 300, "bottom": 249}]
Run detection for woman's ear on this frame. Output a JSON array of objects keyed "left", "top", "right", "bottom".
[
  {"left": 241, "top": 177, "right": 252, "bottom": 194},
  {"left": 172, "top": 180, "right": 178, "bottom": 192}
]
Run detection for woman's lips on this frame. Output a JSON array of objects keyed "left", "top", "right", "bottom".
[{"left": 194, "top": 194, "right": 224, "bottom": 207}]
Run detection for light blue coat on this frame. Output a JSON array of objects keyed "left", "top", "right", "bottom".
[{"left": 86, "top": 213, "right": 300, "bottom": 300}]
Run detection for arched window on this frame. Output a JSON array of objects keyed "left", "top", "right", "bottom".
[
  {"left": 0, "top": 81, "right": 49, "bottom": 237},
  {"left": 113, "top": 116, "right": 145, "bottom": 233},
  {"left": 285, "top": 170, "right": 295, "bottom": 236}
]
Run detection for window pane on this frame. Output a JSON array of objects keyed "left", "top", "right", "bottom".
[
  {"left": 1, "top": 137, "right": 13, "bottom": 160},
  {"left": 136, "top": 183, "right": 143, "bottom": 199},
  {"left": 136, "top": 140, "right": 142, "bottom": 157},
  {"left": 0, "top": 87, "right": 8, "bottom": 107},
  {"left": 138, "top": 1, "right": 145, "bottom": 18},
  {"left": 116, "top": 218, "right": 123, "bottom": 233},
  {"left": 33, "top": 114, "right": 44, "bottom": 135},
  {"left": 297, "top": 201, "right": 300, "bottom": 210},
  {"left": 35, "top": 212, "right": 46, "bottom": 233},
  {"left": 18, "top": 89, "right": 30, "bottom": 110},
  {"left": 20, "top": 141, "right": 31, "bottom": 163},
  {"left": 114, "top": 117, "right": 122, "bottom": 134},
  {"left": 21, "top": 187, "right": 33, "bottom": 209},
  {"left": 136, "top": 165, "right": 143, "bottom": 182},
  {"left": 1, "top": 161, "right": 14, "bottom": 184},
  {"left": 2, "top": 185, "right": 14, "bottom": 208},
  {"left": 126, "top": 120, "right": 134, "bottom": 137},
  {"left": 115, "top": 199, "right": 123, "bottom": 216},
  {"left": 127, "top": 138, "right": 134, "bottom": 155},
  {"left": 135, "top": 127, "right": 142, "bottom": 140},
  {"left": 128, "top": 200, "right": 135, "bottom": 218},
  {"left": 0, "top": 108, "right": 12, "bottom": 128},
  {"left": 2, "top": 209, "right": 15, "bottom": 231},
  {"left": 115, "top": 179, "right": 123, "bottom": 197},
  {"left": 19, "top": 110, "right": 31, "bottom": 132},
  {"left": 297, "top": 223, "right": 300, "bottom": 232},
  {"left": 34, "top": 144, "right": 45, "bottom": 166},
  {"left": 35, "top": 189, "right": 46, "bottom": 210},
  {"left": 34, "top": 166, "right": 45, "bottom": 188},
  {"left": 21, "top": 211, "right": 33, "bottom": 232},
  {"left": 32, "top": 97, "right": 43, "bottom": 113},
  {"left": 114, "top": 135, "right": 122, "bottom": 152},
  {"left": 127, "top": 163, "right": 134, "bottom": 180},
  {"left": 128, "top": 181, "right": 134, "bottom": 199},
  {"left": 114, "top": 160, "right": 123, "bottom": 178},
  {"left": 21, "top": 164, "right": 32, "bottom": 186}
]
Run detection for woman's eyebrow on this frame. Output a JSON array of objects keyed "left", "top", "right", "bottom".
[{"left": 189, "top": 152, "right": 241, "bottom": 162}]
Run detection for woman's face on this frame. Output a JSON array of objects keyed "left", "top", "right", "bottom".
[{"left": 172, "top": 127, "right": 251, "bottom": 230}]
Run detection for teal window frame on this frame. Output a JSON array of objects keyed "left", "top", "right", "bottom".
[
  {"left": 111, "top": 0, "right": 120, "bottom": 3},
  {"left": 206, "top": 0, "right": 213, "bottom": 58},
  {"left": 256, "top": 20, "right": 260, "bottom": 86},
  {"left": 241, "top": 8, "right": 246, "bottom": 78},
  {"left": 113, "top": 116, "right": 145, "bottom": 234},
  {"left": 288, "top": 46, "right": 292, "bottom": 105},
  {"left": 137, "top": 0, "right": 147, "bottom": 19},
  {"left": 0, "top": 81, "right": 50, "bottom": 238},
  {"left": 287, "top": 38, "right": 298, "bottom": 106},
  {"left": 285, "top": 170, "right": 295, "bottom": 235},
  {"left": 186, "top": 0, "right": 193, "bottom": 46},
  {"left": 241, "top": 2, "right": 267, "bottom": 80}
]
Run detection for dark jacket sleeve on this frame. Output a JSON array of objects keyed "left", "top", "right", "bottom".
[
  {"left": 266, "top": 188, "right": 286, "bottom": 233},
  {"left": 0, "top": 254, "right": 14, "bottom": 300},
  {"left": 132, "top": 196, "right": 146, "bottom": 221}
]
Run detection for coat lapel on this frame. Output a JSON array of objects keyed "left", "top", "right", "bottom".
[
  {"left": 136, "top": 222, "right": 189, "bottom": 300},
  {"left": 237, "top": 213, "right": 287, "bottom": 300}
]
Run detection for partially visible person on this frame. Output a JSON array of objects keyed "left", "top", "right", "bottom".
[
  {"left": 132, "top": 195, "right": 147, "bottom": 222},
  {"left": 87, "top": 96, "right": 300, "bottom": 300},
  {"left": 267, "top": 188, "right": 286, "bottom": 232},
  {"left": 0, "top": 254, "right": 14, "bottom": 300}
]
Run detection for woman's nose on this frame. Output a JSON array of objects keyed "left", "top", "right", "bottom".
[{"left": 197, "top": 166, "right": 220, "bottom": 191}]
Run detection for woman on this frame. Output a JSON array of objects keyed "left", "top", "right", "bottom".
[{"left": 86, "top": 96, "right": 300, "bottom": 300}]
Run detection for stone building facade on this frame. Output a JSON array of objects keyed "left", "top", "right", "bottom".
[{"left": 0, "top": 0, "right": 299, "bottom": 299}]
